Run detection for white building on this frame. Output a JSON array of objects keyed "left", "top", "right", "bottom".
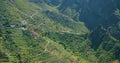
[
  {"left": 20, "top": 27, "right": 27, "bottom": 30},
  {"left": 10, "top": 25, "right": 16, "bottom": 28}
]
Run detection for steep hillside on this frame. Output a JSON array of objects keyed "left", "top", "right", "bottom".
[
  {"left": 29, "top": 0, "right": 89, "bottom": 34},
  {"left": 90, "top": 26, "right": 120, "bottom": 62},
  {"left": 0, "top": 0, "right": 120, "bottom": 63},
  {"left": 44, "top": 0, "right": 120, "bottom": 62},
  {"left": 0, "top": 0, "right": 90, "bottom": 63},
  {"left": 58, "top": 0, "right": 120, "bottom": 29}
]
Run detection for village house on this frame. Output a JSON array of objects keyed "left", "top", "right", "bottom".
[{"left": 10, "top": 24, "right": 16, "bottom": 28}]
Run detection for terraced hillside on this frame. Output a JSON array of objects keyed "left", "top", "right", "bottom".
[{"left": 0, "top": 0, "right": 120, "bottom": 63}]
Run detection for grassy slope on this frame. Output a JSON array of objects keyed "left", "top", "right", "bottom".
[
  {"left": 1, "top": 0, "right": 120, "bottom": 63},
  {"left": 0, "top": 0, "right": 90, "bottom": 63}
]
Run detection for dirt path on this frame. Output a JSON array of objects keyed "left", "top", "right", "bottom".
[
  {"left": 30, "top": 11, "right": 38, "bottom": 19},
  {"left": 31, "top": 37, "right": 51, "bottom": 58},
  {"left": 44, "top": 39, "right": 50, "bottom": 52},
  {"left": 21, "top": 10, "right": 39, "bottom": 22}
]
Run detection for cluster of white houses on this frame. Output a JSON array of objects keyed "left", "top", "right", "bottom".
[{"left": 8, "top": 20, "right": 27, "bottom": 30}]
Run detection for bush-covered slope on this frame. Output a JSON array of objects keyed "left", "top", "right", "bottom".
[
  {"left": 58, "top": 0, "right": 120, "bottom": 29},
  {"left": 0, "top": 0, "right": 120, "bottom": 63},
  {"left": 0, "top": 0, "right": 90, "bottom": 63}
]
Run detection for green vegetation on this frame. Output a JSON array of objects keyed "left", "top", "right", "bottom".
[{"left": 0, "top": 0, "right": 120, "bottom": 63}]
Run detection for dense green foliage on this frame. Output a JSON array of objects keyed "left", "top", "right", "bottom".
[{"left": 0, "top": 0, "right": 120, "bottom": 63}]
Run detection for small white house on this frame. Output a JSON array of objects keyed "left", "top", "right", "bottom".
[
  {"left": 20, "top": 27, "right": 27, "bottom": 30},
  {"left": 10, "top": 25, "right": 16, "bottom": 28}
]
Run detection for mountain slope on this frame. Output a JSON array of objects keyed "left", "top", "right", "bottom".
[
  {"left": 0, "top": 0, "right": 90, "bottom": 63},
  {"left": 0, "top": 0, "right": 120, "bottom": 63},
  {"left": 58, "top": 0, "right": 120, "bottom": 29}
]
